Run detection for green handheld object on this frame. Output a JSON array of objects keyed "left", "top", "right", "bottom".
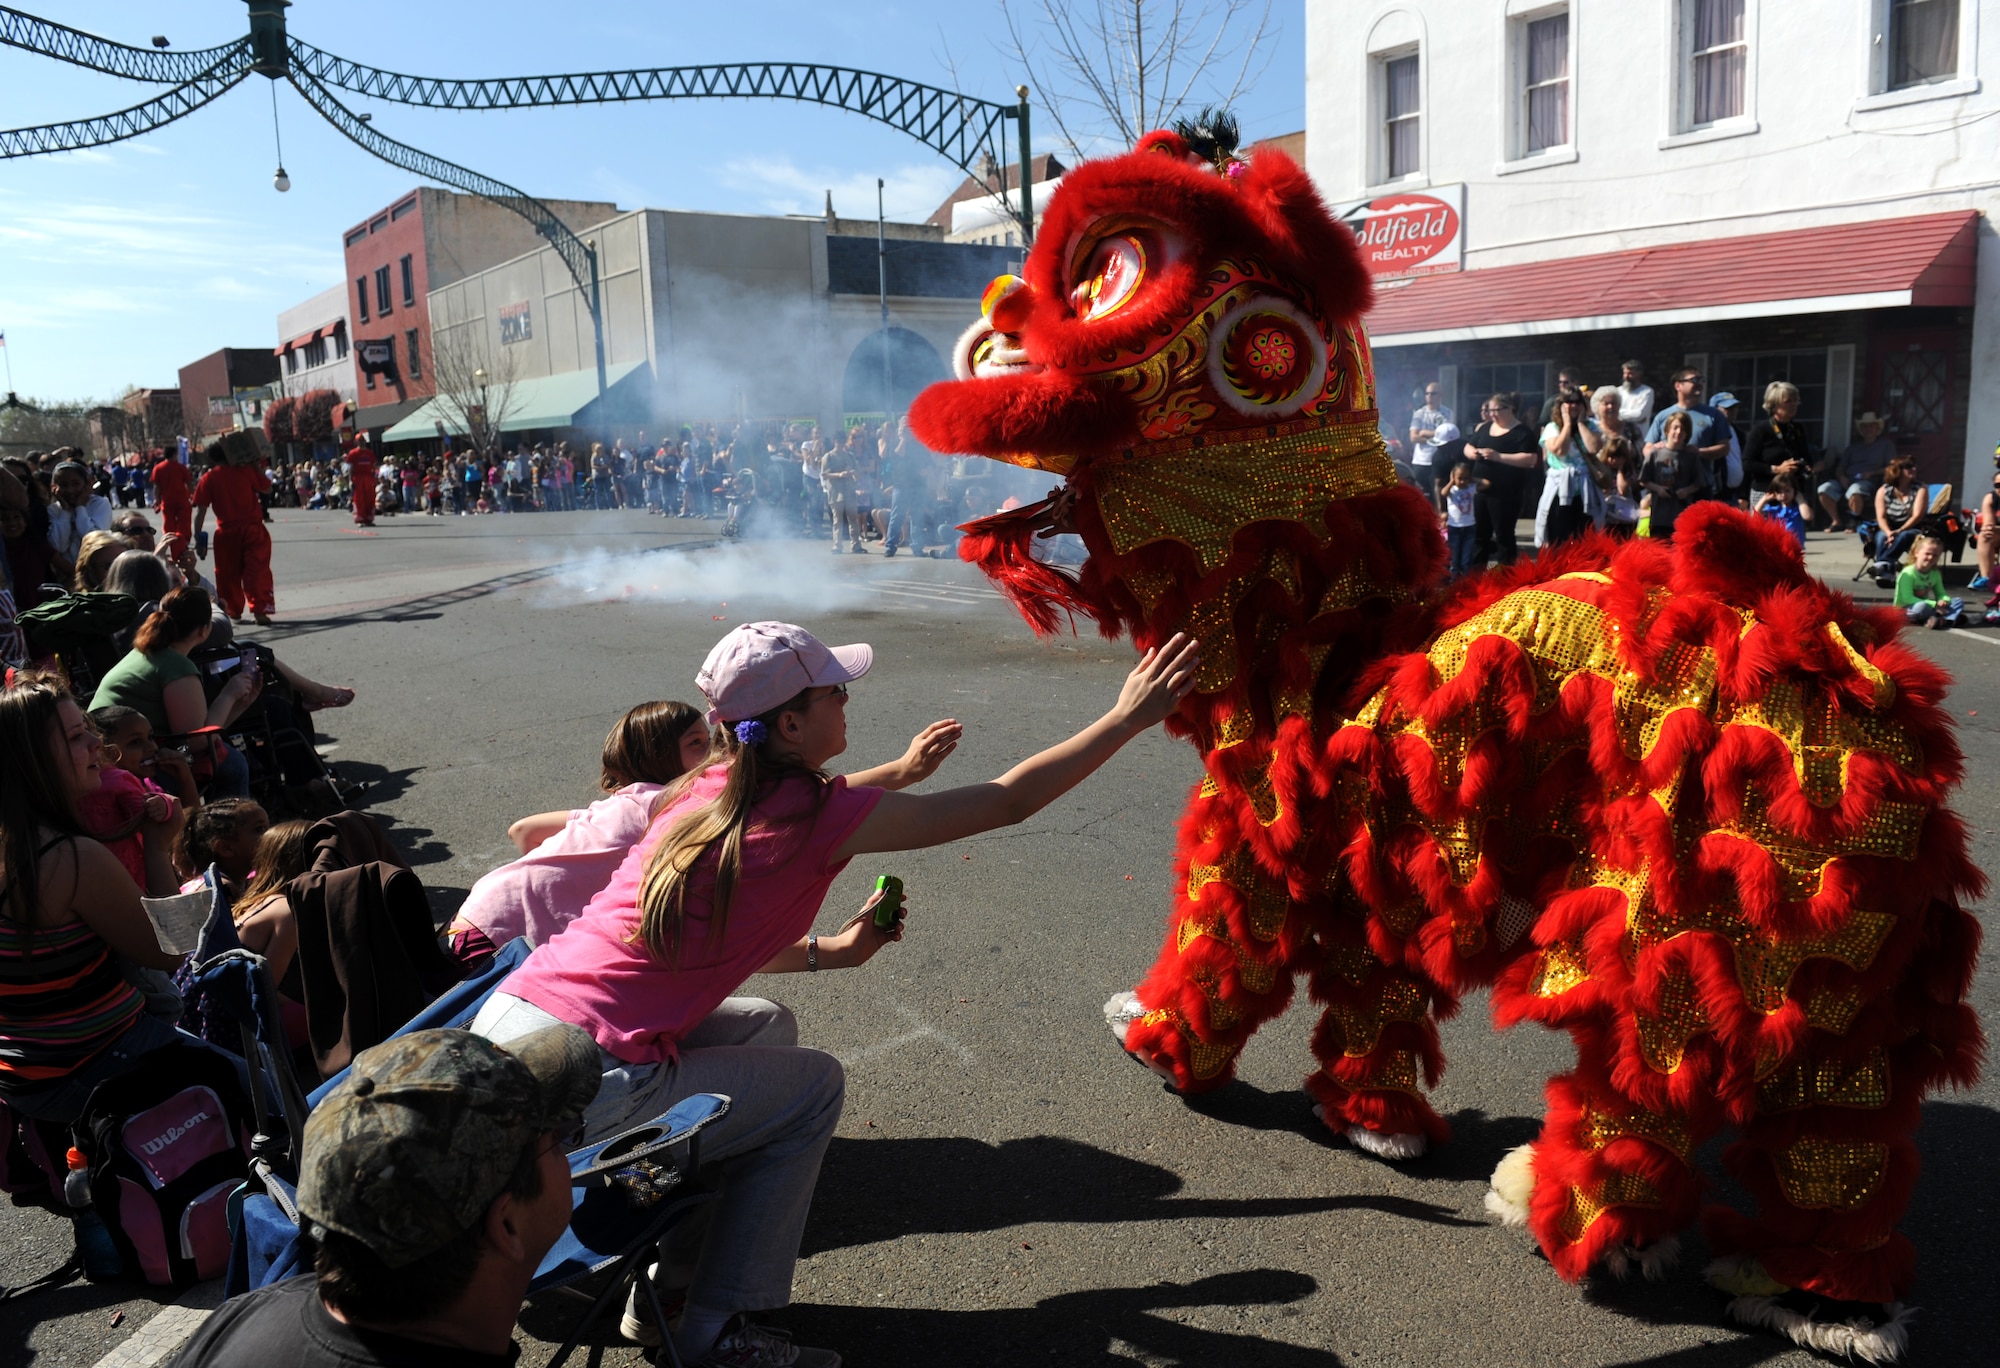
[{"left": 872, "top": 875, "right": 905, "bottom": 932}]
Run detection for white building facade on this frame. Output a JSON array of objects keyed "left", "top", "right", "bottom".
[
  {"left": 1308, "top": 0, "right": 1997, "bottom": 495},
  {"left": 274, "top": 284, "right": 355, "bottom": 404}
]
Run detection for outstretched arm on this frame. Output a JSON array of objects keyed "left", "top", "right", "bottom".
[{"left": 833, "top": 635, "right": 1198, "bottom": 860}]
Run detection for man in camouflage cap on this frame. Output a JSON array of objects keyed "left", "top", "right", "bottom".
[{"left": 172, "top": 1025, "right": 599, "bottom": 1367}]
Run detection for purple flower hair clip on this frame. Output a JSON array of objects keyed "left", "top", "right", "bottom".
[{"left": 733, "top": 719, "right": 768, "bottom": 747}]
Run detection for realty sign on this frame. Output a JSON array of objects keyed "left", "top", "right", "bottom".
[{"left": 1334, "top": 184, "right": 1464, "bottom": 278}]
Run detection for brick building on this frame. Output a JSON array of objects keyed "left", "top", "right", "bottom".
[
  {"left": 343, "top": 188, "right": 621, "bottom": 433},
  {"left": 177, "top": 349, "right": 280, "bottom": 438}
]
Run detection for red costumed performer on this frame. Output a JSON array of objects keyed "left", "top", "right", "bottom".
[
  {"left": 193, "top": 436, "right": 275, "bottom": 624},
  {"left": 348, "top": 438, "right": 378, "bottom": 527},
  {"left": 150, "top": 448, "right": 192, "bottom": 541},
  {"left": 906, "top": 113, "right": 1981, "bottom": 1363}
]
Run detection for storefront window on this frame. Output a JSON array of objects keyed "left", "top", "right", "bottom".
[
  {"left": 1461, "top": 362, "right": 1548, "bottom": 429},
  {"left": 1716, "top": 350, "right": 1827, "bottom": 448}
]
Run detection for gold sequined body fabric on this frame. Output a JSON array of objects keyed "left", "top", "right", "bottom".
[{"left": 1100, "top": 517, "right": 1981, "bottom": 1306}]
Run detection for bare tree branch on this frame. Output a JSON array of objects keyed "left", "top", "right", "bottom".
[
  {"left": 996, "top": 0, "right": 1275, "bottom": 162},
  {"left": 428, "top": 319, "right": 521, "bottom": 459}
]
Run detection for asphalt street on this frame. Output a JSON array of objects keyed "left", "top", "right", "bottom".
[{"left": 3, "top": 506, "right": 1994, "bottom": 1368}]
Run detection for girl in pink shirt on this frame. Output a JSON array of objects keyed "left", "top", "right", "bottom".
[{"left": 472, "top": 620, "right": 1197, "bottom": 1365}]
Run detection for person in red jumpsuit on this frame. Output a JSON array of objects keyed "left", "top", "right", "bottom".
[
  {"left": 347, "top": 439, "right": 378, "bottom": 527},
  {"left": 193, "top": 442, "right": 275, "bottom": 624},
  {"left": 151, "top": 449, "right": 193, "bottom": 541}
]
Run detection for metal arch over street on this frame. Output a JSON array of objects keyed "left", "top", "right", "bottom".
[
  {"left": 0, "top": 6, "right": 246, "bottom": 85},
  {"left": 0, "top": 45, "right": 252, "bottom": 159},
  {"left": 286, "top": 38, "right": 1034, "bottom": 239}
]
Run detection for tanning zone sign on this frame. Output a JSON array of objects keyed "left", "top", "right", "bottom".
[{"left": 1335, "top": 184, "right": 1464, "bottom": 278}]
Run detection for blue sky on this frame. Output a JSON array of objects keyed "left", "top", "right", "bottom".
[{"left": 0, "top": 1, "right": 1303, "bottom": 401}]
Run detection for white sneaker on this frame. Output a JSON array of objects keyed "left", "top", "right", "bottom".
[
  {"left": 617, "top": 1263, "right": 685, "bottom": 1346},
  {"left": 694, "top": 1316, "right": 840, "bottom": 1367}
]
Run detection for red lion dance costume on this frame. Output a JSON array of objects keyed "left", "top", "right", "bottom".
[{"left": 907, "top": 117, "right": 1981, "bottom": 1361}]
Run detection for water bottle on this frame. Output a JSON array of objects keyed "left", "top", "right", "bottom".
[{"left": 65, "top": 1146, "right": 124, "bottom": 1279}]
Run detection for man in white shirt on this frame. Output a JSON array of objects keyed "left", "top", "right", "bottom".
[
  {"left": 1407, "top": 382, "right": 1453, "bottom": 510},
  {"left": 1616, "top": 360, "right": 1655, "bottom": 432}
]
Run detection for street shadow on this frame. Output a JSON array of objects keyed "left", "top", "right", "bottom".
[
  {"left": 258, "top": 564, "right": 563, "bottom": 640},
  {"left": 1407, "top": 1108, "right": 1544, "bottom": 1184},
  {"left": 800, "top": 1134, "right": 1481, "bottom": 1257},
  {"left": 520, "top": 1268, "right": 1338, "bottom": 1367},
  {"left": 327, "top": 761, "right": 423, "bottom": 811},
  {"left": 785, "top": 1269, "right": 1337, "bottom": 1368}
]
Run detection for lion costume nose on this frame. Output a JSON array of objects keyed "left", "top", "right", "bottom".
[{"left": 983, "top": 274, "right": 1035, "bottom": 333}]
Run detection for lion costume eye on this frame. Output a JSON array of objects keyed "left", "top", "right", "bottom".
[{"left": 1070, "top": 231, "right": 1149, "bottom": 321}]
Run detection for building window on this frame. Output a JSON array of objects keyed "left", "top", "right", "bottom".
[
  {"left": 304, "top": 336, "right": 327, "bottom": 369},
  {"left": 400, "top": 255, "right": 415, "bottom": 307},
  {"left": 391, "top": 197, "right": 417, "bottom": 221},
  {"left": 1383, "top": 53, "right": 1421, "bottom": 179},
  {"left": 405, "top": 329, "right": 421, "bottom": 381},
  {"left": 1716, "top": 350, "right": 1828, "bottom": 450},
  {"left": 344, "top": 228, "right": 367, "bottom": 247},
  {"left": 355, "top": 275, "right": 369, "bottom": 323},
  {"left": 333, "top": 329, "right": 348, "bottom": 360},
  {"left": 1523, "top": 12, "right": 1570, "bottom": 153},
  {"left": 1460, "top": 362, "right": 1549, "bottom": 433},
  {"left": 375, "top": 266, "right": 392, "bottom": 316},
  {"left": 369, "top": 215, "right": 388, "bottom": 233},
  {"left": 1889, "top": 0, "right": 1959, "bottom": 88},
  {"left": 284, "top": 350, "right": 298, "bottom": 375},
  {"left": 1686, "top": 0, "right": 1747, "bottom": 126}
]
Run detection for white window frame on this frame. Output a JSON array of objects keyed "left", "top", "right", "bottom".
[
  {"left": 1854, "top": 0, "right": 1981, "bottom": 113},
  {"left": 1373, "top": 46, "right": 1425, "bottom": 188},
  {"left": 1661, "top": 0, "right": 1760, "bottom": 149},
  {"left": 1497, "top": 1, "right": 1579, "bottom": 174}
]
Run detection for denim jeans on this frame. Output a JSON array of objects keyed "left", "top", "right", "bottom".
[{"left": 471, "top": 992, "right": 842, "bottom": 1315}]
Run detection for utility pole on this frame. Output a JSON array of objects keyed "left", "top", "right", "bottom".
[
  {"left": 586, "top": 237, "right": 607, "bottom": 417},
  {"left": 877, "top": 177, "right": 891, "bottom": 421},
  {"left": 1016, "top": 85, "right": 1034, "bottom": 245}
]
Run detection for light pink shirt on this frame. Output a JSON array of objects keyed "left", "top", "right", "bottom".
[
  {"left": 459, "top": 783, "right": 664, "bottom": 949},
  {"left": 502, "top": 769, "right": 882, "bottom": 1063}
]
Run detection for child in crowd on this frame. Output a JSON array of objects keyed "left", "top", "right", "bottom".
[
  {"left": 1441, "top": 459, "right": 1478, "bottom": 578},
  {"left": 1639, "top": 412, "right": 1707, "bottom": 541},
  {"left": 1753, "top": 473, "right": 1808, "bottom": 547},
  {"left": 228, "top": 819, "right": 318, "bottom": 1046},
  {"left": 79, "top": 705, "right": 192, "bottom": 895},
  {"left": 1894, "top": 535, "right": 1965, "bottom": 630},
  {"left": 446, "top": 698, "right": 963, "bottom": 969},
  {"left": 176, "top": 798, "right": 270, "bottom": 897}
]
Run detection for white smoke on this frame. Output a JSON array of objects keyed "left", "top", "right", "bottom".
[{"left": 533, "top": 539, "right": 978, "bottom": 616}]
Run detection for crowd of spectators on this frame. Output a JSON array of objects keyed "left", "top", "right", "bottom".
[
  {"left": 1, "top": 618, "right": 1199, "bottom": 1368},
  {"left": 1397, "top": 362, "right": 1993, "bottom": 623}
]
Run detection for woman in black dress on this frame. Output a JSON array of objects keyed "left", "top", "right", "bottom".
[
  {"left": 1467, "top": 393, "right": 1542, "bottom": 568},
  {"left": 1742, "top": 381, "right": 1812, "bottom": 495}
]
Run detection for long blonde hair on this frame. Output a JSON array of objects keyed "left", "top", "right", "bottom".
[{"left": 632, "top": 689, "right": 827, "bottom": 964}]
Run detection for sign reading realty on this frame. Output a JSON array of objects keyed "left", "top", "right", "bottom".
[{"left": 1334, "top": 183, "right": 1464, "bottom": 278}]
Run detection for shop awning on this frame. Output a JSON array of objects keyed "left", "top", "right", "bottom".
[
  {"left": 1364, "top": 210, "right": 1979, "bottom": 347},
  {"left": 380, "top": 359, "right": 650, "bottom": 441},
  {"left": 274, "top": 320, "right": 344, "bottom": 356}
]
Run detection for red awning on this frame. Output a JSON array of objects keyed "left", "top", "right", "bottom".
[
  {"left": 1364, "top": 210, "right": 1978, "bottom": 346},
  {"left": 275, "top": 320, "right": 345, "bottom": 355}
]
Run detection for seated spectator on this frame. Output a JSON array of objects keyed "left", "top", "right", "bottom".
[
  {"left": 169, "top": 1024, "right": 598, "bottom": 1368},
  {"left": 90, "top": 586, "right": 261, "bottom": 798},
  {"left": 1640, "top": 412, "right": 1709, "bottom": 540},
  {"left": 1972, "top": 468, "right": 1998, "bottom": 593},
  {"left": 1870, "top": 457, "right": 1929, "bottom": 578},
  {"left": 0, "top": 673, "right": 195, "bottom": 1127},
  {"left": 471, "top": 620, "right": 1195, "bottom": 1364},
  {"left": 1822, "top": 411, "right": 1894, "bottom": 530},
  {"left": 47, "top": 459, "right": 114, "bottom": 565},
  {"left": 1753, "top": 473, "right": 1808, "bottom": 547},
  {"left": 1894, "top": 535, "right": 1964, "bottom": 630},
  {"left": 91, "top": 701, "right": 201, "bottom": 810},
  {"left": 224, "top": 819, "right": 318, "bottom": 1047},
  {"left": 449, "top": 700, "right": 962, "bottom": 968},
  {"left": 175, "top": 797, "right": 270, "bottom": 899},
  {"left": 77, "top": 704, "right": 187, "bottom": 895},
  {"left": 70, "top": 529, "right": 132, "bottom": 592}
]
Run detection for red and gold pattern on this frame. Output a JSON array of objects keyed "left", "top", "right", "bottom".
[{"left": 907, "top": 129, "right": 1982, "bottom": 1314}]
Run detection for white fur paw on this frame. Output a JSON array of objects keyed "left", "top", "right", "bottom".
[
  {"left": 1601, "top": 1234, "right": 1681, "bottom": 1282},
  {"left": 1344, "top": 1125, "right": 1428, "bottom": 1161},
  {"left": 1103, "top": 990, "right": 1146, "bottom": 1049},
  {"left": 1721, "top": 1293, "right": 1915, "bottom": 1365},
  {"left": 1483, "top": 1143, "right": 1536, "bottom": 1227}
]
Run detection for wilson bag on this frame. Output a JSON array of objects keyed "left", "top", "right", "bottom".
[{"left": 73, "top": 1042, "right": 252, "bottom": 1287}]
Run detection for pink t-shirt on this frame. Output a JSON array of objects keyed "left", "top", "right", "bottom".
[
  {"left": 459, "top": 783, "right": 664, "bottom": 948},
  {"left": 76, "top": 767, "right": 155, "bottom": 889},
  {"left": 502, "top": 769, "right": 881, "bottom": 1064}
]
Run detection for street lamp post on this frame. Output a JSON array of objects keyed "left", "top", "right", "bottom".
[{"left": 877, "top": 177, "right": 891, "bottom": 423}]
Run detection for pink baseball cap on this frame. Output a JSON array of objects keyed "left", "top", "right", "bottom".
[{"left": 696, "top": 621, "right": 873, "bottom": 724}]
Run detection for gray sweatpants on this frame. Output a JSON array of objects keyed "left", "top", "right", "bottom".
[{"left": 471, "top": 992, "right": 844, "bottom": 1313}]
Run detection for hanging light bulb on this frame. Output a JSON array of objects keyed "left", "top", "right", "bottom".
[{"left": 273, "top": 165, "right": 291, "bottom": 192}]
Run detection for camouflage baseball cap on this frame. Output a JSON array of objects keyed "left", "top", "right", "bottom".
[{"left": 298, "top": 1025, "right": 600, "bottom": 1268}]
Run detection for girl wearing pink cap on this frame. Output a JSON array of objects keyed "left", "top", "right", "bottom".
[{"left": 474, "top": 619, "right": 1197, "bottom": 1367}]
